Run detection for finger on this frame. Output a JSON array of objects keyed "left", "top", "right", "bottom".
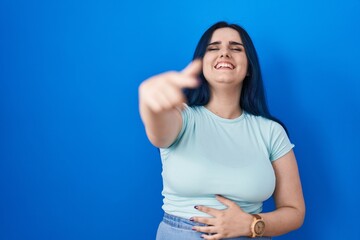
[
  {"left": 192, "top": 225, "right": 216, "bottom": 234},
  {"left": 156, "top": 91, "right": 177, "bottom": 110},
  {"left": 144, "top": 94, "right": 166, "bottom": 113},
  {"left": 215, "top": 195, "right": 238, "bottom": 208},
  {"left": 190, "top": 216, "right": 214, "bottom": 225},
  {"left": 194, "top": 205, "right": 220, "bottom": 217},
  {"left": 201, "top": 233, "right": 222, "bottom": 240},
  {"left": 161, "top": 84, "right": 186, "bottom": 106},
  {"left": 146, "top": 81, "right": 185, "bottom": 111},
  {"left": 168, "top": 73, "right": 199, "bottom": 89},
  {"left": 181, "top": 59, "right": 202, "bottom": 77}
]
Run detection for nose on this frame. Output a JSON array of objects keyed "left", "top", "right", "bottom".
[{"left": 220, "top": 48, "right": 231, "bottom": 58}]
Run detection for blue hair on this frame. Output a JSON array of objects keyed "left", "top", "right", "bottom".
[{"left": 184, "top": 21, "right": 288, "bottom": 132}]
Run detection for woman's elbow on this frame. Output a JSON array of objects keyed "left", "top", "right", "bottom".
[{"left": 294, "top": 204, "right": 306, "bottom": 230}]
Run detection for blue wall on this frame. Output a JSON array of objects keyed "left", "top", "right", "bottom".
[{"left": 1, "top": 0, "right": 359, "bottom": 239}]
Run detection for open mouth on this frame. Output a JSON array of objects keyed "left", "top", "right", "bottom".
[{"left": 214, "top": 62, "right": 235, "bottom": 70}]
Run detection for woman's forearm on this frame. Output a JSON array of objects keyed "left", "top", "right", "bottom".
[
  {"left": 258, "top": 151, "right": 305, "bottom": 236},
  {"left": 139, "top": 102, "right": 182, "bottom": 148},
  {"left": 259, "top": 205, "right": 305, "bottom": 236}
]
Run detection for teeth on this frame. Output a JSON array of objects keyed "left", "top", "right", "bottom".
[{"left": 215, "top": 62, "right": 234, "bottom": 69}]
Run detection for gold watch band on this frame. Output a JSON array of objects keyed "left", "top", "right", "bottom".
[{"left": 250, "top": 214, "right": 265, "bottom": 238}]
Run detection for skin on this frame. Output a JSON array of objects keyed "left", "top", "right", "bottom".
[
  {"left": 139, "top": 27, "right": 305, "bottom": 239},
  {"left": 191, "top": 150, "right": 305, "bottom": 239},
  {"left": 138, "top": 60, "right": 201, "bottom": 148},
  {"left": 202, "top": 28, "right": 248, "bottom": 119}
]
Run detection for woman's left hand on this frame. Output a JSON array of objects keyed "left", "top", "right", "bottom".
[{"left": 191, "top": 195, "right": 253, "bottom": 240}]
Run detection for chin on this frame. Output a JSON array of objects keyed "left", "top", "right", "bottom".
[
  {"left": 216, "top": 79, "right": 233, "bottom": 84},
  {"left": 215, "top": 77, "right": 241, "bottom": 84}
]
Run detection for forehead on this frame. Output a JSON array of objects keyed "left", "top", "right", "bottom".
[{"left": 210, "top": 27, "right": 242, "bottom": 43}]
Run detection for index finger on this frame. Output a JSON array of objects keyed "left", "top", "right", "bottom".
[
  {"left": 181, "top": 59, "right": 202, "bottom": 77},
  {"left": 194, "top": 205, "right": 221, "bottom": 217},
  {"left": 215, "top": 195, "right": 238, "bottom": 208}
]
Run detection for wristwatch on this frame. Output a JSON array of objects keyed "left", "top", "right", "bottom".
[{"left": 250, "top": 214, "right": 265, "bottom": 238}]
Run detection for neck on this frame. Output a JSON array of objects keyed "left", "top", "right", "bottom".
[{"left": 205, "top": 85, "right": 242, "bottom": 119}]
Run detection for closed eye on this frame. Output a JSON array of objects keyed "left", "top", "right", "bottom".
[{"left": 207, "top": 48, "right": 219, "bottom": 51}]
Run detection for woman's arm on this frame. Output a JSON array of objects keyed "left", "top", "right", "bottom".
[
  {"left": 138, "top": 60, "right": 201, "bottom": 148},
  {"left": 258, "top": 149, "right": 305, "bottom": 236},
  {"left": 191, "top": 150, "right": 305, "bottom": 239}
]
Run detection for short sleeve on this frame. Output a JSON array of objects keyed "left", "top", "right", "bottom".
[{"left": 269, "top": 122, "right": 295, "bottom": 161}]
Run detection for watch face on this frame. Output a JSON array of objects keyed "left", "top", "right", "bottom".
[{"left": 254, "top": 220, "right": 265, "bottom": 235}]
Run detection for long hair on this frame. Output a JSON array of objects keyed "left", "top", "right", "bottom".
[{"left": 184, "top": 21, "right": 288, "bottom": 132}]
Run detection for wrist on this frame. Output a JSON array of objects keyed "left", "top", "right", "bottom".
[
  {"left": 249, "top": 214, "right": 266, "bottom": 238},
  {"left": 244, "top": 214, "right": 254, "bottom": 236}
]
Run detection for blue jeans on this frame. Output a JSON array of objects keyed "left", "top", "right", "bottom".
[{"left": 156, "top": 213, "right": 272, "bottom": 240}]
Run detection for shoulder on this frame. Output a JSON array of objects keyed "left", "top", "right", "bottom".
[
  {"left": 244, "top": 114, "right": 294, "bottom": 161},
  {"left": 181, "top": 104, "right": 205, "bottom": 118},
  {"left": 244, "top": 113, "right": 288, "bottom": 139},
  {"left": 183, "top": 104, "right": 203, "bottom": 112},
  {"left": 244, "top": 113, "right": 278, "bottom": 129}
]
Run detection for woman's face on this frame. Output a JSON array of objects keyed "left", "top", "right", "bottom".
[{"left": 202, "top": 27, "right": 248, "bottom": 89}]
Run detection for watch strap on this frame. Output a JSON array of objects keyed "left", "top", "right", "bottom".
[{"left": 250, "top": 214, "right": 265, "bottom": 238}]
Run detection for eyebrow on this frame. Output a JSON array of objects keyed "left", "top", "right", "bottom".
[{"left": 208, "top": 41, "right": 244, "bottom": 46}]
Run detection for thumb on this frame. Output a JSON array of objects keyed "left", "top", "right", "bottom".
[{"left": 181, "top": 59, "right": 202, "bottom": 77}]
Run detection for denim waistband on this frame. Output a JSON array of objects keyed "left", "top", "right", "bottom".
[
  {"left": 161, "top": 213, "right": 272, "bottom": 239},
  {"left": 163, "top": 213, "right": 208, "bottom": 231}
]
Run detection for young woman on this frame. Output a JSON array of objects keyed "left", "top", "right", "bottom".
[{"left": 139, "top": 21, "right": 305, "bottom": 240}]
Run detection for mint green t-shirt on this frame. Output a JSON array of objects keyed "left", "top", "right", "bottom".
[{"left": 160, "top": 105, "right": 294, "bottom": 219}]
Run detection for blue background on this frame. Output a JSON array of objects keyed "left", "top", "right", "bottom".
[{"left": 1, "top": 0, "right": 359, "bottom": 239}]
